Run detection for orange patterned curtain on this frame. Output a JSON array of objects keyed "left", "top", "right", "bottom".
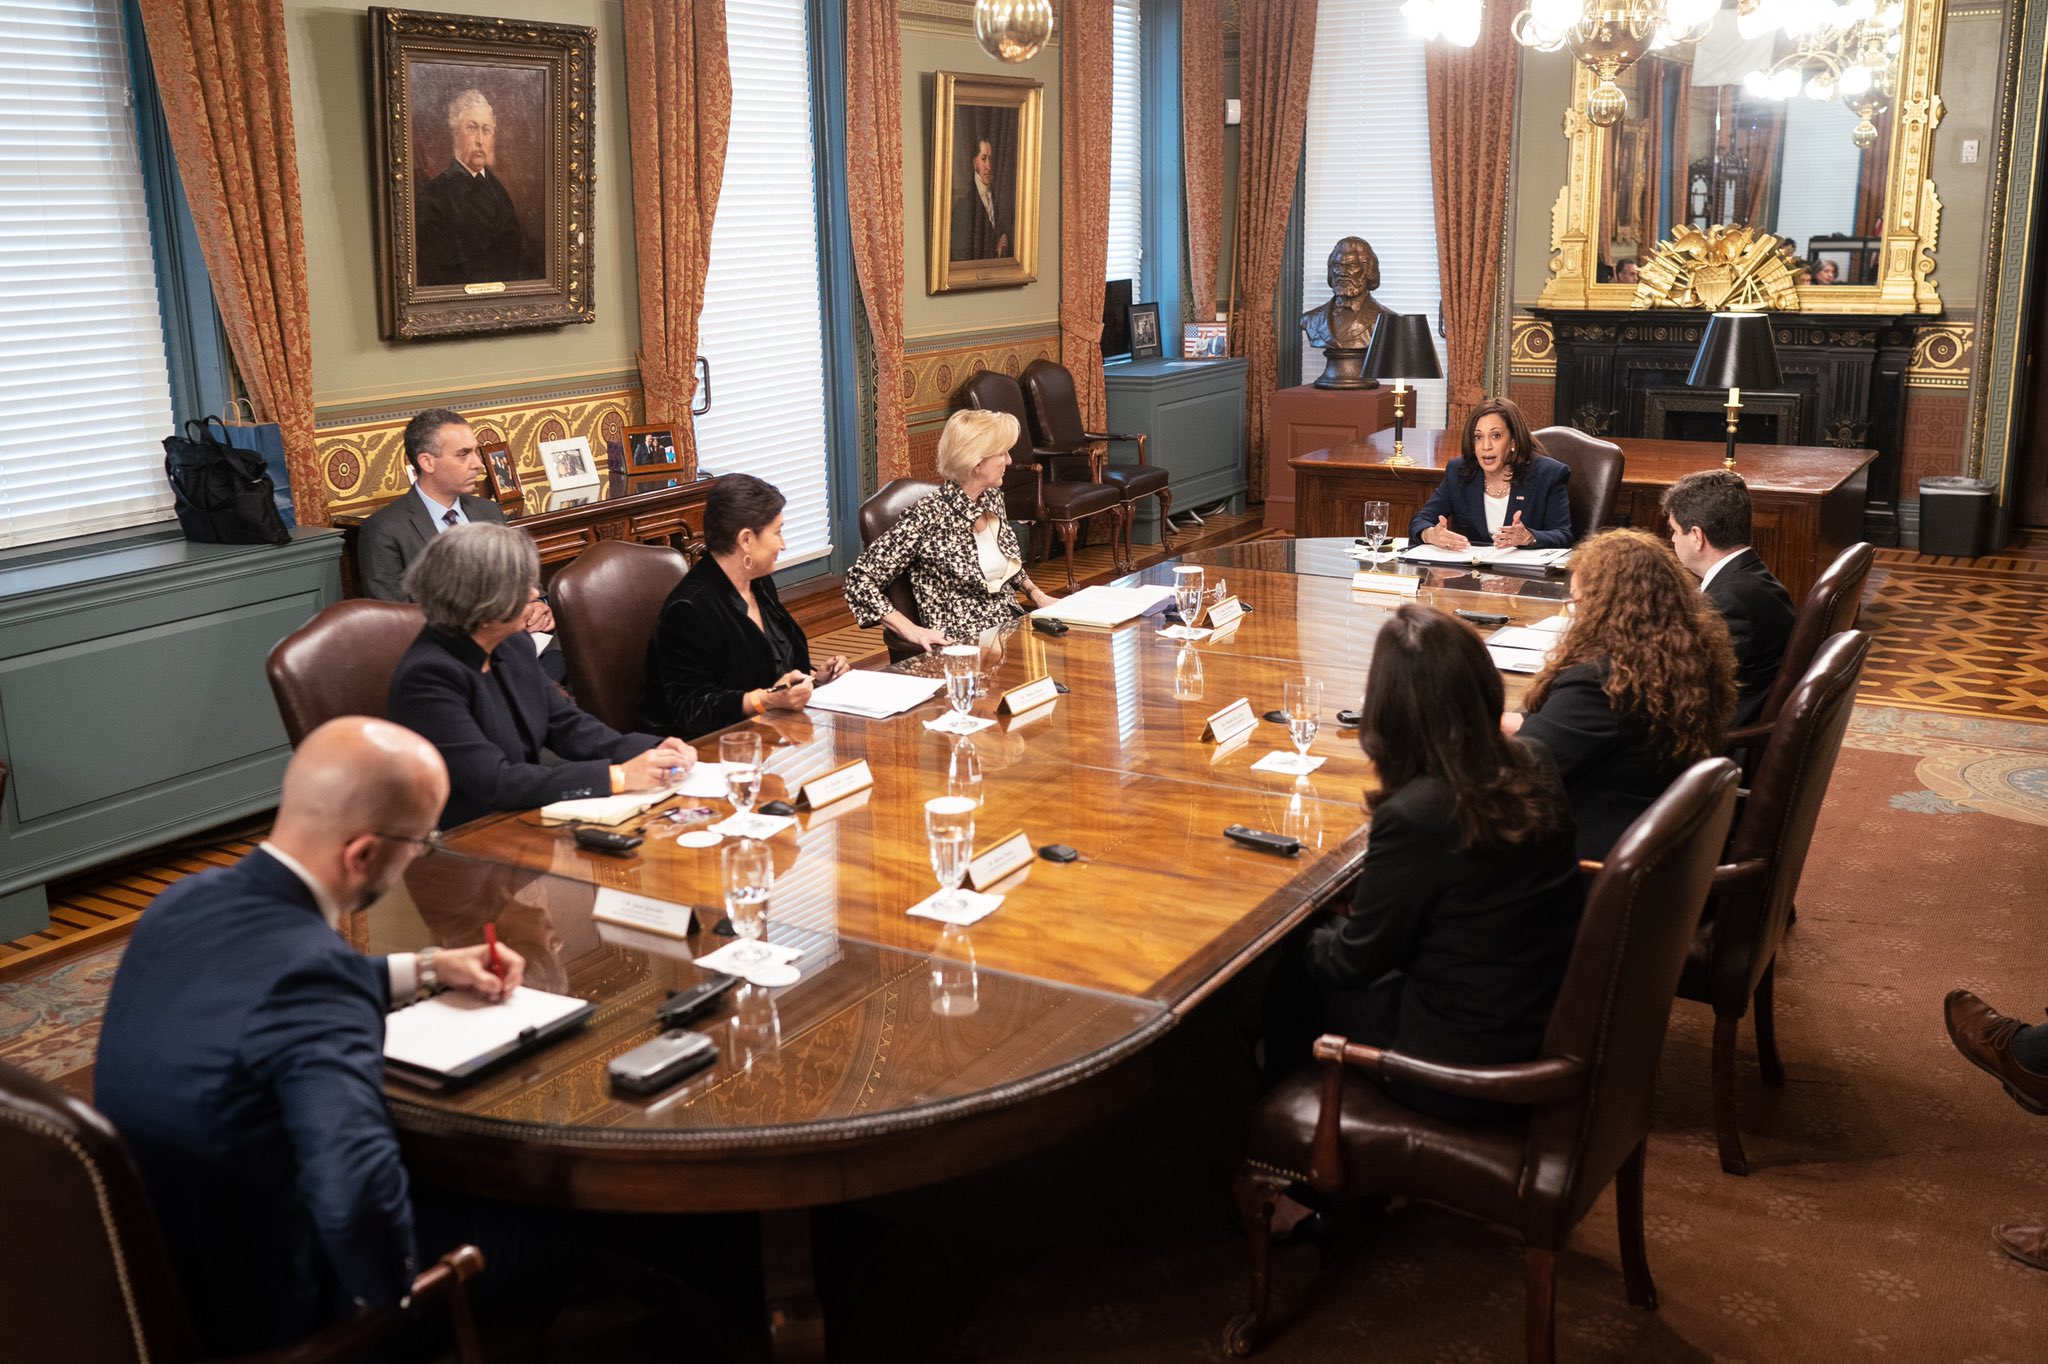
[
  {"left": 625, "top": 0, "right": 731, "bottom": 470},
  {"left": 1059, "top": 0, "right": 1116, "bottom": 429},
  {"left": 1229, "top": 0, "right": 1318, "bottom": 498},
  {"left": 1182, "top": 0, "right": 1225, "bottom": 324},
  {"left": 846, "top": 0, "right": 908, "bottom": 481},
  {"left": 1427, "top": 0, "right": 1518, "bottom": 434},
  {"left": 136, "top": 0, "right": 323, "bottom": 523}
]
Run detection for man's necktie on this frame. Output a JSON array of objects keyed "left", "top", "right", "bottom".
[{"left": 443, "top": 508, "right": 459, "bottom": 529}]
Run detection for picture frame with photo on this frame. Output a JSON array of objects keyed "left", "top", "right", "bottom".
[
  {"left": 623, "top": 423, "right": 682, "bottom": 474},
  {"left": 538, "top": 435, "right": 600, "bottom": 492},
  {"left": 1128, "top": 303, "right": 1163, "bottom": 360},
  {"left": 480, "top": 440, "right": 522, "bottom": 502},
  {"left": 1183, "top": 321, "right": 1229, "bottom": 359}
]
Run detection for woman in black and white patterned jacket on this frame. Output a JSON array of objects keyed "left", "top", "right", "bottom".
[{"left": 843, "top": 408, "right": 1060, "bottom": 652}]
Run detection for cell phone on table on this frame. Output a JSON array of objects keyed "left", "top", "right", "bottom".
[{"left": 608, "top": 1029, "right": 717, "bottom": 1094}]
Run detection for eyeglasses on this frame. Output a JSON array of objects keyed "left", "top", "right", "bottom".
[{"left": 373, "top": 830, "right": 444, "bottom": 854}]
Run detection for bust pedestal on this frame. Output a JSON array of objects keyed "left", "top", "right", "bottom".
[{"left": 1263, "top": 384, "right": 1405, "bottom": 532}]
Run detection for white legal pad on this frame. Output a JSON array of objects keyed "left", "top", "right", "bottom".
[
  {"left": 807, "top": 670, "right": 945, "bottom": 718},
  {"left": 1399, "top": 544, "right": 1574, "bottom": 569},
  {"left": 383, "top": 986, "right": 592, "bottom": 1078},
  {"left": 1030, "top": 584, "right": 1177, "bottom": 628}
]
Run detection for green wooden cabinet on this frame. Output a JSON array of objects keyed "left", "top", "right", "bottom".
[{"left": 1102, "top": 358, "right": 1249, "bottom": 544}]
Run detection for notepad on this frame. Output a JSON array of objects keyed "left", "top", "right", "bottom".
[
  {"left": 1487, "top": 644, "right": 1549, "bottom": 674},
  {"left": 1400, "top": 544, "right": 1574, "bottom": 569},
  {"left": 384, "top": 986, "right": 594, "bottom": 1087},
  {"left": 1031, "top": 584, "right": 1177, "bottom": 628},
  {"left": 540, "top": 790, "right": 672, "bottom": 825},
  {"left": 1486, "top": 625, "right": 1564, "bottom": 653},
  {"left": 807, "top": 670, "right": 944, "bottom": 718}
]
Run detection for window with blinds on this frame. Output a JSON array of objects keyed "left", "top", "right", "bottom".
[
  {"left": 0, "top": 0, "right": 176, "bottom": 550},
  {"left": 692, "top": 0, "right": 832, "bottom": 566},
  {"left": 1104, "top": 0, "right": 1144, "bottom": 289},
  {"left": 1299, "top": 0, "right": 1446, "bottom": 428}
]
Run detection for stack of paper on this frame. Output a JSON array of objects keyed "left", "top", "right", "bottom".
[
  {"left": 1400, "top": 544, "right": 1574, "bottom": 569},
  {"left": 1031, "top": 584, "right": 1177, "bottom": 628},
  {"left": 807, "top": 670, "right": 944, "bottom": 719}
]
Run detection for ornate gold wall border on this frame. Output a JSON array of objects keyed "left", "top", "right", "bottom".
[
  {"left": 1509, "top": 315, "right": 1557, "bottom": 378},
  {"left": 1905, "top": 321, "right": 1975, "bottom": 389},
  {"left": 317, "top": 384, "right": 645, "bottom": 515},
  {"left": 903, "top": 323, "right": 1063, "bottom": 421}
]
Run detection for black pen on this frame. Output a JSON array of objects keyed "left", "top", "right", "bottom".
[{"left": 764, "top": 673, "right": 813, "bottom": 694}]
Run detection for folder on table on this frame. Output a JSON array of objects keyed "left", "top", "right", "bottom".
[{"left": 383, "top": 986, "right": 595, "bottom": 1091}]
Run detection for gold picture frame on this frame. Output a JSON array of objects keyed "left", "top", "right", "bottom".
[{"left": 928, "top": 71, "right": 1043, "bottom": 294}]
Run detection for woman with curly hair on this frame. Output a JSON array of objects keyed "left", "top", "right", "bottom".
[
  {"left": 1505, "top": 528, "right": 1736, "bottom": 859},
  {"left": 1408, "top": 396, "right": 1576, "bottom": 551}
]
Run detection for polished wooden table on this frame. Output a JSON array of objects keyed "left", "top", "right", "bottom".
[{"left": 1290, "top": 428, "right": 1876, "bottom": 601}]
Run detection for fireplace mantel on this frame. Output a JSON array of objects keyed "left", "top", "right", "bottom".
[{"left": 1530, "top": 309, "right": 1923, "bottom": 544}]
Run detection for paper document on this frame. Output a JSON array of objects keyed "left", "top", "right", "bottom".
[
  {"left": 1031, "top": 584, "right": 1177, "bottom": 628},
  {"left": 1526, "top": 613, "right": 1571, "bottom": 634},
  {"left": 808, "top": 670, "right": 944, "bottom": 718},
  {"left": 384, "top": 987, "right": 590, "bottom": 1075},
  {"left": 1487, "top": 644, "right": 1549, "bottom": 674},
  {"left": 1400, "top": 544, "right": 1573, "bottom": 569},
  {"left": 671, "top": 762, "right": 736, "bottom": 798},
  {"left": 1486, "top": 625, "right": 1564, "bottom": 654},
  {"left": 529, "top": 630, "right": 554, "bottom": 655}
]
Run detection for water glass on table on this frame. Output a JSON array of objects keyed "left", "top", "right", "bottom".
[
  {"left": 924, "top": 796, "right": 977, "bottom": 915},
  {"left": 1360, "top": 500, "right": 1390, "bottom": 564},
  {"left": 1283, "top": 675, "right": 1322, "bottom": 769},
  {"left": 1172, "top": 565, "right": 1206, "bottom": 624},
  {"left": 721, "top": 838, "right": 774, "bottom": 965},
  {"left": 719, "top": 731, "right": 763, "bottom": 816},
  {"left": 941, "top": 645, "right": 980, "bottom": 715}
]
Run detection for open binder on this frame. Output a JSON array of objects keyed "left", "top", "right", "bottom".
[{"left": 383, "top": 986, "right": 596, "bottom": 1092}]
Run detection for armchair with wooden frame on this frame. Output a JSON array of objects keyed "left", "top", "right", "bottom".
[
  {"left": 959, "top": 370, "right": 1126, "bottom": 588},
  {"left": 1020, "top": 357, "right": 1172, "bottom": 572}
]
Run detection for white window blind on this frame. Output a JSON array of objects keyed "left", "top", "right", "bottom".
[
  {"left": 1300, "top": 0, "right": 1445, "bottom": 428},
  {"left": 692, "top": 0, "right": 832, "bottom": 564},
  {"left": 0, "top": 0, "right": 175, "bottom": 550},
  {"left": 1104, "top": 0, "right": 1144, "bottom": 288}
]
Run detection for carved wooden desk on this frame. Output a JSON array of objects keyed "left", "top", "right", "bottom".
[{"left": 1290, "top": 429, "right": 1876, "bottom": 601}]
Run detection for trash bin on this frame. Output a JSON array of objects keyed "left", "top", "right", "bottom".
[{"left": 1918, "top": 476, "right": 1996, "bottom": 558}]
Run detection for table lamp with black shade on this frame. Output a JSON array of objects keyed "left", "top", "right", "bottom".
[
  {"left": 1370, "top": 313, "right": 1442, "bottom": 467},
  {"left": 1686, "top": 311, "right": 1783, "bottom": 472}
]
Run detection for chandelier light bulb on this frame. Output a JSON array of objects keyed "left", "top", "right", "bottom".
[
  {"left": 972, "top": 0, "right": 1054, "bottom": 64},
  {"left": 1440, "top": 0, "right": 1484, "bottom": 46},
  {"left": 1839, "top": 64, "right": 1872, "bottom": 95},
  {"left": 1586, "top": 78, "right": 1629, "bottom": 127},
  {"left": 1400, "top": 0, "right": 1442, "bottom": 40},
  {"left": 1805, "top": 72, "right": 1836, "bottom": 100}
]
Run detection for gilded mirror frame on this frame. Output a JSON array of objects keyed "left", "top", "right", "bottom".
[{"left": 1535, "top": 0, "right": 1947, "bottom": 315}]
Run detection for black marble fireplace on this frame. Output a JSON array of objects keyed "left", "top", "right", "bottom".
[{"left": 1533, "top": 309, "right": 1922, "bottom": 543}]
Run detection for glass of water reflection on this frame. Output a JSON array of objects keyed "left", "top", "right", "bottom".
[
  {"left": 719, "top": 731, "right": 763, "bottom": 816},
  {"left": 925, "top": 796, "right": 977, "bottom": 915},
  {"left": 1283, "top": 675, "right": 1322, "bottom": 768}
]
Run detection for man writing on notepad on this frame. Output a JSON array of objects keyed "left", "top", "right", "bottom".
[{"left": 95, "top": 718, "right": 525, "bottom": 1354}]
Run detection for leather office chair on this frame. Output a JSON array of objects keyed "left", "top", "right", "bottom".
[
  {"left": 1533, "top": 424, "right": 1625, "bottom": 537},
  {"left": 550, "top": 540, "right": 690, "bottom": 731},
  {"left": 1226, "top": 758, "right": 1740, "bottom": 1364},
  {"left": 1681, "top": 628, "right": 1871, "bottom": 1175},
  {"left": 1726, "top": 541, "right": 1875, "bottom": 755},
  {"left": 0, "top": 1059, "right": 485, "bottom": 1364},
  {"left": 859, "top": 478, "right": 943, "bottom": 664},
  {"left": 959, "top": 370, "right": 1125, "bottom": 587},
  {"left": 265, "top": 599, "right": 424, "bottom": 747},
  {"left": 1021, "top": 357, "right": 1171, "bottom": 570}
]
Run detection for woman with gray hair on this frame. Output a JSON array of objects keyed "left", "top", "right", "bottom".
[
  {"left": 387, "top": 522, "right": 695, "bottom": 828},
  {"left": 842, "top": 407, "right": 1060, "bottom": 651}
]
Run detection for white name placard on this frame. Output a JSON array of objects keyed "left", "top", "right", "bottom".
[
  {"left": 965, "top": 830, "right": 1035, "bottom": 891},
  {"left": 799, "top": 786, "right": 872, "bottom": 829},
  {"left": 998, "top": 675, "right": 1060, "bottom": 715},
  {"left": 591, "top": 888, "right": 698, "bottom": 941},
  {"left": 1200, "top": 595, "right": 1245, "bottom": 630},
  {"left": 1002, "top": 697, "right": 1058, "bottom": 731},
  {"left": 794, "top": 758, "right": 873, "bottom": 809},
  {"left": 1201, "top": 697, "right": 1258, "bottom": 745},
  {"left": 1351, "top": 572, "right": 1421, "bottom": 597}
]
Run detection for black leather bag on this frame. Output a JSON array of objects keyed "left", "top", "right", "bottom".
[{"left": 162, "top": 416, "right": 291, "bottom": 546}]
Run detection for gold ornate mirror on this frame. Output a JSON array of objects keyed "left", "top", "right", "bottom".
[{"left": 1536, "top": 0, "right": 1945, "bottom": 314}]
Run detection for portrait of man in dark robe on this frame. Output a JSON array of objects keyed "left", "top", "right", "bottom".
[{"left": 413, "top": 83, "right": 543, "bottom": 287}]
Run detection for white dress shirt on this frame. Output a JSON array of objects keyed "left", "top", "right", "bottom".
[
  {"left": 259, "top": 843, "right": 419, "bottom": 1005},
  {"left": 416, "top": 485, "right": 467, "bottom": 532},
  {"left": 1697, "top": 547, "right": 1749, "bottom": 594}
]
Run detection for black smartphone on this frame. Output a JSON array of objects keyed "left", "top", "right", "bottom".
[
  {"left": 656, "top": 975, "right": 738, "bottom": 1026},
  {"left": 608, "top": 1029, "right": 718, "bottom": 1094},
  {"left": 573, "top": 827, "right": 643, "bottom": 855},
  {"left": 1032, "top": 616, "right": 1070, "bottom": 636},
  {"left": 1454, "top": 610, "right": 1510, "bottom": 627},
  {"left": 1224, "top": 824, "right": 1302, "bottom": 856}
]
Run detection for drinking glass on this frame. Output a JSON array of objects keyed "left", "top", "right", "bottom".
[
  {"left": 1283, "top": 675, "right": 1322, "bottom": 765},
  {"left": 721, "top": 838, "right": 774, "bottom": 964},
  {"left": 941, "top": 645, "right": 980, "bottom": 715},
  {"left": 719, "top": 731, "right": 763, "bottom": 816},
  {"left": 1360, "top": 500, "right": 1390, "bottom": 564},
  {"left": 925, "top": 796, "right": 977, "bottom": 914},
  {"left": 1172, "top": 565, "right": 1206, "bottom": 624},
  {"left": 929, "top": 924, "right": 981, "bottom": 1018},
  {"left": 947, "top": 737, "right": 984, "bottom": 807},
  {"left": 1173, "top": 642, "right": 1205, "bottom": 701}
]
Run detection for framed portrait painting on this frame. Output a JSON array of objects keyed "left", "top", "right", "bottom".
[
  {"left": 369, "top": 8, "right": 596, "bottom": 340},
  {"left": 623, "top": 423, "right": 681, "bottom": 474},
  {"left": 928, "top": 71, "right": 1043, "bottom": 294}
]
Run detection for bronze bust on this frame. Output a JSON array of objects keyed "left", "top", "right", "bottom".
[{"left": 1301, "top": 236, "right": 1386, "bottom": 389}]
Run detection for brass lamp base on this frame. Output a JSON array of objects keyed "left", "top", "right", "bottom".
[
  {"left": 1384, "top": 389, "right": 1413, "bottom": 467},
  {"left": 1723, "top": 392, "right": 1742, "bottom": 471}
]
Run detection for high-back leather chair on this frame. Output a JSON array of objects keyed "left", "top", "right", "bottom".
[
  {"left": 1533, "top": 425, "right": 1625, "bottom": 538},
  {"left": 1728, "top": 541, "right": 1874, "bottom": 752},
  {"left": 1021, "top": 358, "right": 1171, "bottom": 570},
  {"left": 859, "top": 478, "right": 943, "bottom": 663},
  {"left": 265, "top": 599, "right": 424, "bottom": 747},
  {"left": 1226, "top": 758, "right": 1740, "bottom": 1364},
  {"left": 1681, "top": 628, "right": 1871, "bottom": 1175},
  {"left": 0, "top": 1059, "right": 484, "bottom": 1364},
  {"left": 550, "top": 540, "right": 690, "bottom": 731},
  {"left": 960, "top": 370, "right": 1125, "bottom": 587}
]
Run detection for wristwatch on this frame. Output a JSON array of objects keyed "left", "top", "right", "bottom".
[{"left": 415, "top": 946, "right": 445, "bottom": 1002}]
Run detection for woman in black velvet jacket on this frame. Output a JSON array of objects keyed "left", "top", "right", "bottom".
[{"left": 637, "top": 474, "right": 849, "bottom": 739}]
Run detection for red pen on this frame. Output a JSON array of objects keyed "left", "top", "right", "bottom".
[{"left": 484, "top": 922, "right": 505, "bottom": 981}]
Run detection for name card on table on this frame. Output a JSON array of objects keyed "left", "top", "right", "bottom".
[
  {"left": 1351, "top": 572, "right": 1421, "bottom": 598},
  {"left": 1198, "top": 595, "right": 1245, "bottom": 630},
  {"left": 965, "top": 830, "right": 1035, "bottom": 891},
  {"left": 591, "top": 888, "right": 698, "bottom": 941},
  {"left": 1002, "top": 697, "right": 1058, "bottom": 732},
  {"left": 997, "top": 675, "right": 1060, "bottom": 715},
  {"left": 799, "top": 786, "right": 871, "bottom": 831},
  {"left": 1201, "top": 697, "right": 1258, "bottom": 745},
  {"left": 793, "top": 759, "right": 873, "bottom": 810}
]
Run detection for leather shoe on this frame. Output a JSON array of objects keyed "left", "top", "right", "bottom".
[
  {"left": 1995, "top": 1221, "right": 2048, "bottom": 1271},
  {"left": 1944, "top": 989, "right": 2048, "bottom": 1115}
]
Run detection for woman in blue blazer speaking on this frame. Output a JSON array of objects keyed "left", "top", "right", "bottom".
[{"left": 1408, "top": 397, "right": 1576, "bottom": 551}]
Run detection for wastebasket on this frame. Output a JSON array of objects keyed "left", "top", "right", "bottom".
[{"left": 1918, "top": 476, "right": 1996, "bottom": 558}]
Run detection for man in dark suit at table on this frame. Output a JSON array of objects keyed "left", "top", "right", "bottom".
[
  {"left": 93, "top": 717, "right": 524, "bottom": 1354},
  {"left": 1662, "top": 469, "right": 1796, "bottom": 727},
  {"left": 359, "top": 407, "right": 566, "bottom": 681}
]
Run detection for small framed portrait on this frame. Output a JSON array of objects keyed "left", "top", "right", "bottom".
[
  {"left": 537, "top": 435, "right": 600, "bottom": 493},
  {"left": 369, "top": 8, "right": 597, "bottom": 340},
  {"left": 624, "top": 423, "right": 682, "bottom": 473},
  {"left": 928, "top": 71, "right": 1043, "bottom": 294},
  {"left": 1128, "top": 303, "right": 1163, "bottom": 360},
  {"left": 1183, "top": 322, "right": 1229, "bottom": 359},
  {"left": 480, "top": 440, "right": 522, "bottom": 501}
]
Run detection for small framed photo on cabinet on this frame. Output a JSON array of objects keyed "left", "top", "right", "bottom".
[
  {"left": 1128, "top": 303, "right": 1162, "bottom": 359},
  {"left": 624, "top": 424, "right": 682, "bottom": 473},
  {"left": 480, "top": 440, "right": 522, "bottom": 501}
]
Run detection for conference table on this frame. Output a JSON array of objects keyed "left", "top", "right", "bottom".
[{"left": 362, "top": 545, "right": 1570, "bottom": 1355}]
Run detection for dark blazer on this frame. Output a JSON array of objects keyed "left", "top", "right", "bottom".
[
  {"left": 95, "top": 849, "right": 415, "bottom": 1353},
  {"left": 1304, "top": 754, "right": 1583, "bottom": 1117},
  {"left": 949, "top": 182, "right": 1011, "bottom": 260},
  {"left": 389, "top": 626, "right": 660, "bottom": 828},
  {"left": 414, "top": 163, "right": 536, "bottom": 286},
  {"left": 638, "top": 556, "right": 815, "bottom": 740},
  {"left": 1518, "top": 660, "right": 1691, "bottom": 860},
  {"left": 1704, "top": 548, "right": 1796, "bottom": 727},
  {"left": 1408, "top": 454, "right": 1576, "bottom": 549},
  {"left": 356, "top": 491, "right": 508, "bottom": 603}
]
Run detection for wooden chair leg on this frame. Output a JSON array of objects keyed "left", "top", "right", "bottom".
[
  {"left": 1057, "top": 519, "right": 1081, "bottom": 588},
  {"left": 1118, "top": 505, "right": 1135, "bottom": 572},
  {"left": 1524, "top": 1246, "right": 1557, "bottom": 1364},
  {"left": 1615, "top": 1140, "right": 1658, "bottom": 1310},
  {"left": 1223, "top": 1166, "right": 1286, "bottom": 1357},
  {"left": 1712, "top": 1014, "right": 1749, "bottom": 1176},
  {"left": 1156, "top": 488, "right": 1174, "bottom": 545},
  {"left": 1755, "top": 961, "right": 1786, "bottom": 1087}
]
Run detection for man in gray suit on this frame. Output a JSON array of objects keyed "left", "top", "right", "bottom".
[{"left": 358, "top": 408, "right": 564, "bottom": 680}]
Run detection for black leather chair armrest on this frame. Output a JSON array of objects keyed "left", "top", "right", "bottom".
[
  {"left": 1711, "top": 858, "right": 1770, "bottom": 895},
  {"left": 1085, "top": 430, "right": 1149, "bottom": 465},
  {"left": 226, "top": 1245, "right": 485, "bottom": 1364}
]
